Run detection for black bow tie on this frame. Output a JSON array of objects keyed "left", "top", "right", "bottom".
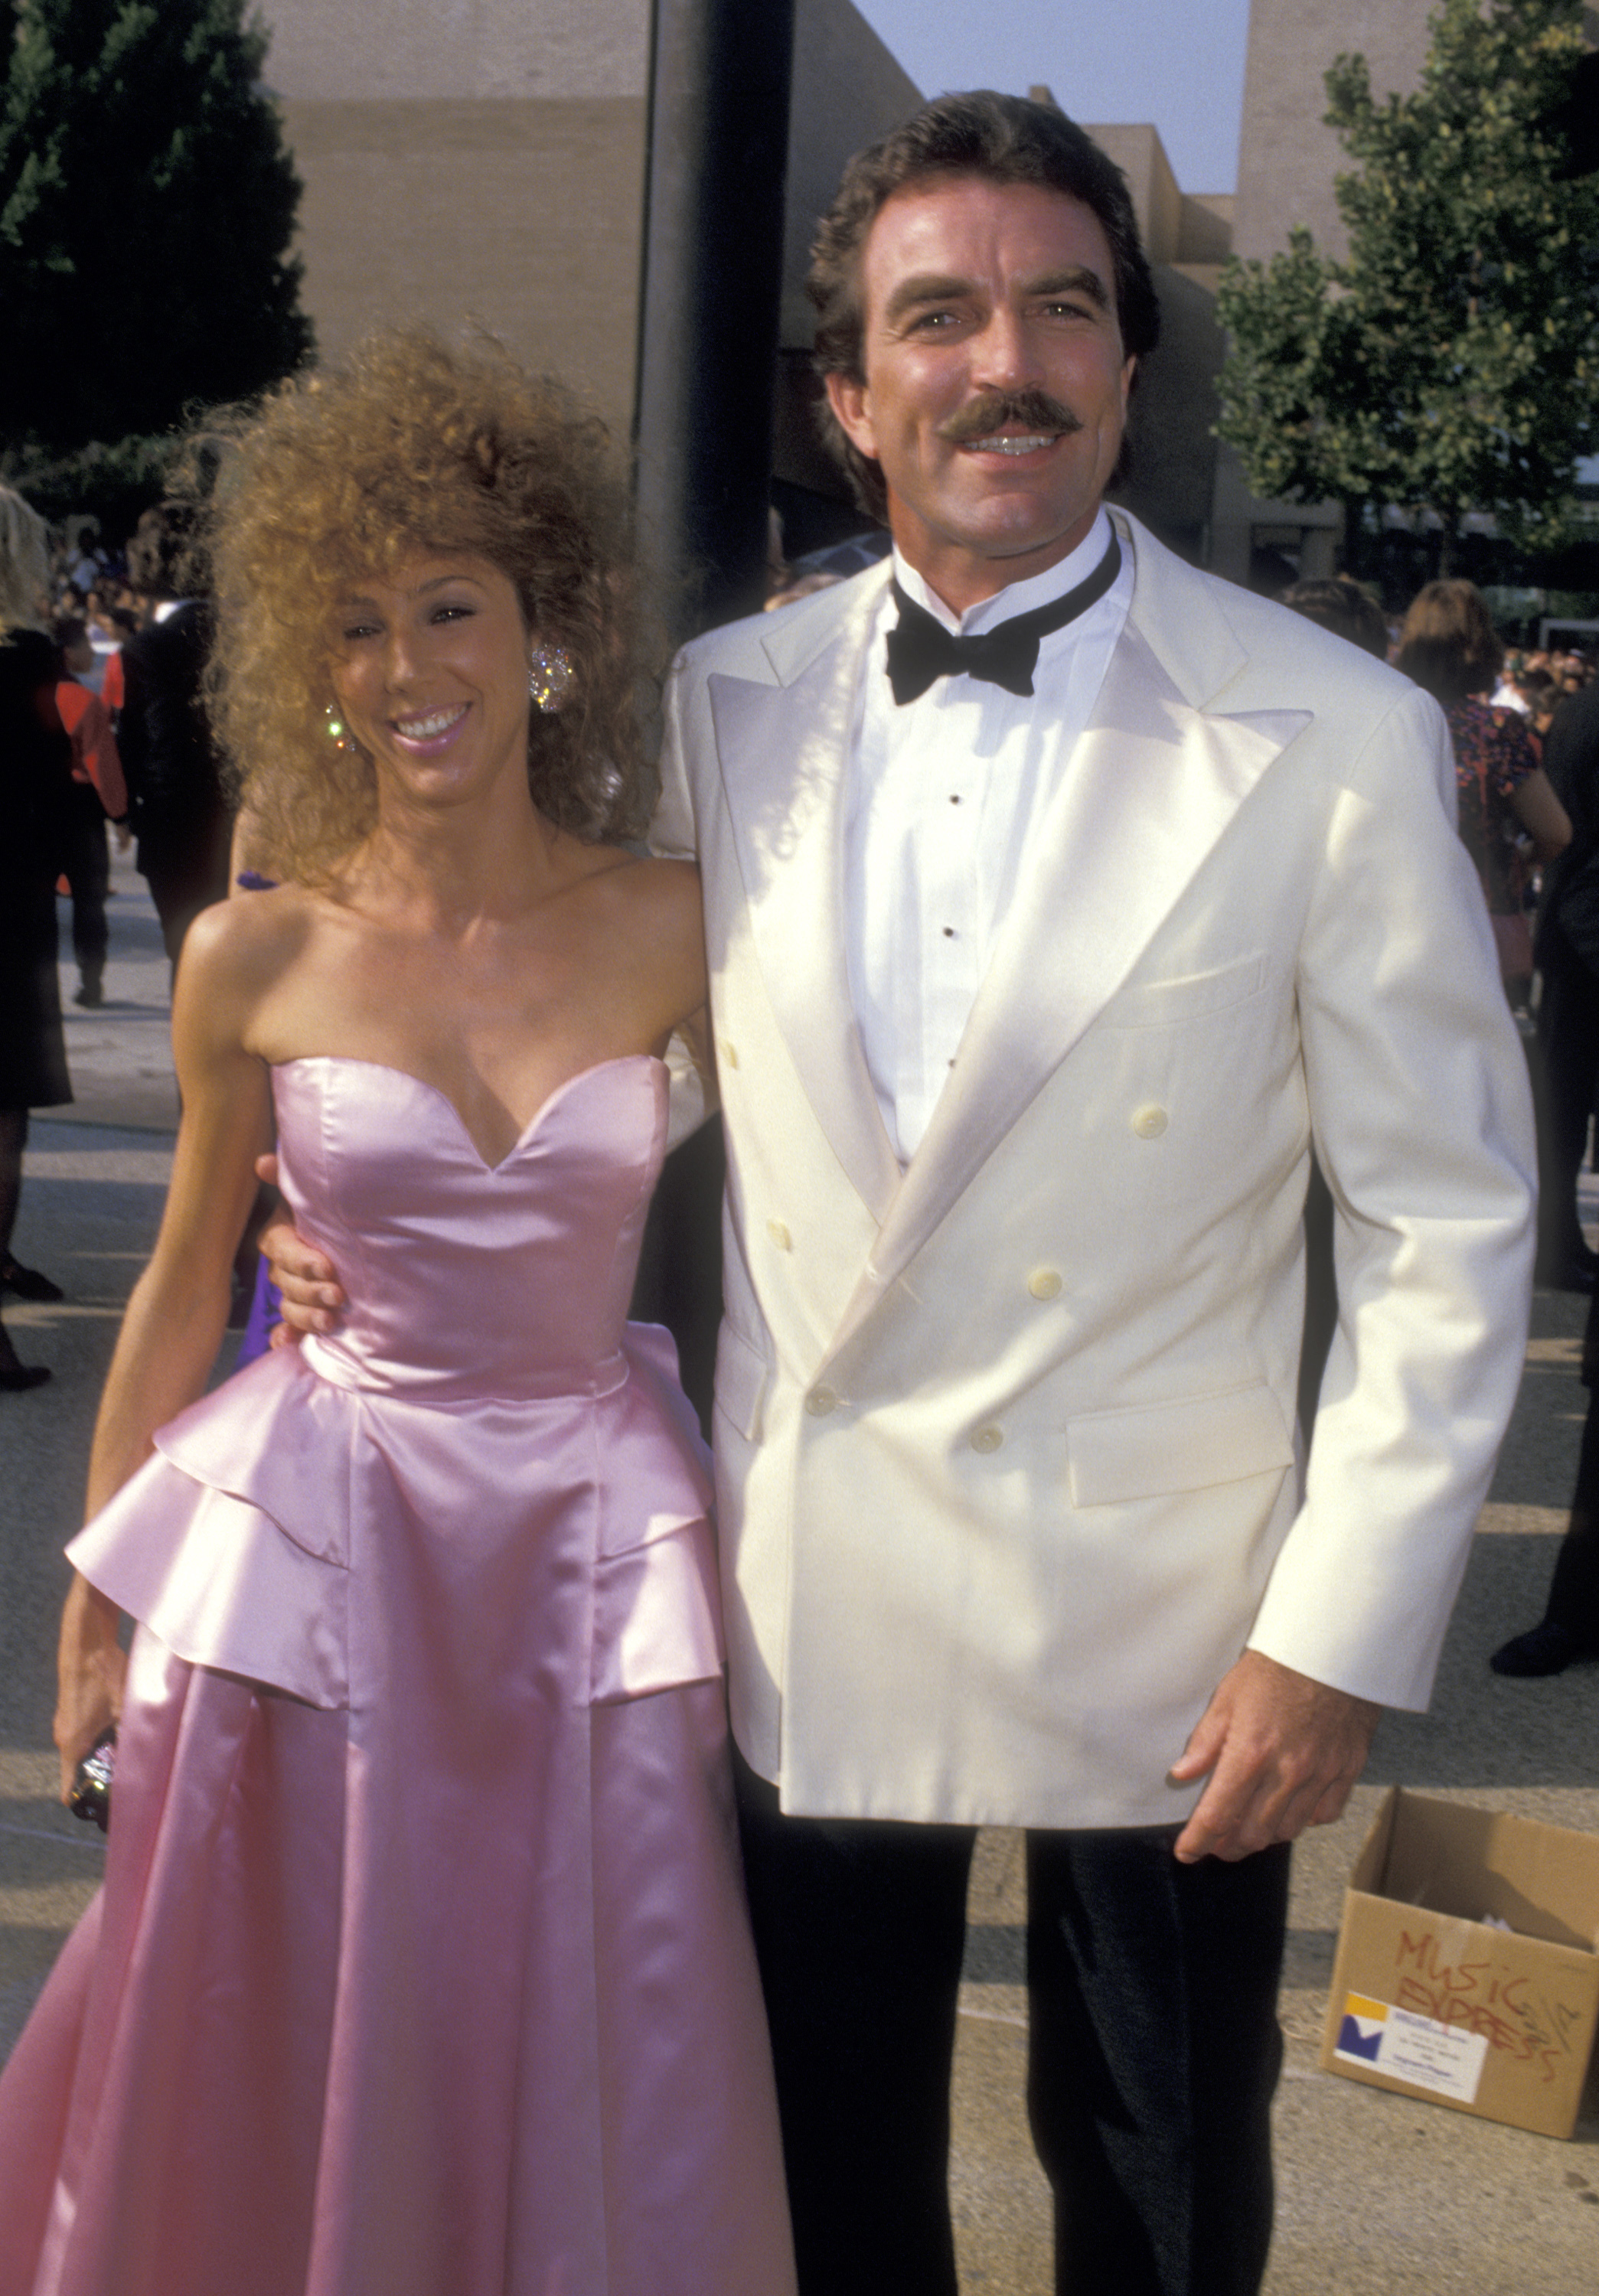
[{"left": 884, "top": 532, "right": 1123, "bottom": 707}]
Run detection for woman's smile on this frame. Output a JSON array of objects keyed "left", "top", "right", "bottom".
[{"left": 390, "top": 701, "right": 472, "bottom": 755}]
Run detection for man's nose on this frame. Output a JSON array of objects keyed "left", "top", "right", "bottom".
[{"left": 970, "top": 305, "right": 1043, "bottom": 392}]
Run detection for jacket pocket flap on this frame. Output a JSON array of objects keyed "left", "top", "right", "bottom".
[
  {"left": 714, "top": 1320, "right": 770, "bottom": 1443},
  {"left": 1068, "top": 1383, "right": 1292, "bottom": 1507},
  {"left": 1098, "top": 954, "right": 1265, "bottom": 1030}
]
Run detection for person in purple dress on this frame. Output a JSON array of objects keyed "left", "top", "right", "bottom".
[
  {"left": 1395, "top": 580, "right": 1570, "bottom": 999},
  {"left": 0, "top": 330, "right": 794, "bottom": 2296}
]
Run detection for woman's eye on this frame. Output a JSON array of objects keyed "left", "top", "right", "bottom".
[{"left": 431, "top": 602, "right": 474, "bottom": 624}]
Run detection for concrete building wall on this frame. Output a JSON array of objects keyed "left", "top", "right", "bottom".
[
  {"left": 1232, "top": 0, "right": 1433, "bottom": 264},
  {"left": 259, "top": 0, "right": 651, "bottom": 101},
  {"left": 277, "top": 96, "right": 649, "bottom": 429},
  {"left": 780, "top": 0, "right": 922, "bottom": 349},
  {"left": 1114, "top": 265, "right": 1230, "bottom": 558}
]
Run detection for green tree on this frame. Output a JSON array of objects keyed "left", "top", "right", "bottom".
[
  {"left": 1216, "top": 0, "right": 1599, "bottom": 577},
  {"left": 0, "top": 0, "right": 312, "bottom": 454}
]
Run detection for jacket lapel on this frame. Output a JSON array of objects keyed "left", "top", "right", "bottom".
[
  {"left": 824, "top": 544, "right": 1310, "bottom": 1352},
  {"left": 709, "top": 572, "right": 902, "bottom": 1224}
]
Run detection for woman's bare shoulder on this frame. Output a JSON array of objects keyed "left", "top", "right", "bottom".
[
  {"left": 180, "top": 881, "right": 324, "bottom": 997},
  {"left": 587, "top": 849, "right": 700, "bottom": 915}
]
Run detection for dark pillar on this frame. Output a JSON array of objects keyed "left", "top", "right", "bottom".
[
  {"left": 634, "top": 0, "right": 798, "bottom": 643},
  {"left": 630, "top": 0, "right": 798, "bottom": 1427}
]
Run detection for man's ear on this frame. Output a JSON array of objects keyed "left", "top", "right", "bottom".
[{"left": 824, "top": 369, "right": 877, "bottom": 461}]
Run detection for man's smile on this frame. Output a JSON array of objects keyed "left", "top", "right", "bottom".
[{"left": 961, "top": 433, "right": 1061, "bottom": 456}]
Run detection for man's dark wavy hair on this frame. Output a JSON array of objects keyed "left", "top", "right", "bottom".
[{"left": 806, "top": 92, "right": 1161, "bottom": 523}]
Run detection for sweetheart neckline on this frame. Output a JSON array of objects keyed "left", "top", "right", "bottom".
[{"left": 274, "top": 1052, "right": 665, "bottom": 1175}]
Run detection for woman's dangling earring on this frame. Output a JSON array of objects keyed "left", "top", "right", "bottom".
[
  {"left": 528, "top": 645, "right": 575, "bottom": 713},
  {"left": 324, "top": 703, "right": 353, "bottom": 752}
]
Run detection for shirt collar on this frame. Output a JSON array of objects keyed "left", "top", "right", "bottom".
[{"left": 889, "top": 509, "right": 1116, "bottom": 637}]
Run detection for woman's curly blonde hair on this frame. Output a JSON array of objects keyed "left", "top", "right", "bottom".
[{"left": 207, "top": 328, "right": 652, "bottom": 881}]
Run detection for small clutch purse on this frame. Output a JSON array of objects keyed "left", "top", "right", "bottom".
[{"left": 68, "top": 1727, "right": 116, "bottom": 1832}]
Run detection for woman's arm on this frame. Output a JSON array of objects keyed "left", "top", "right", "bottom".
[
  {"left": 55, "top": 902, "right": 276, "bottom": 1793},
  {"left": 1509, "top": 768, "right": 1571, "bottom": 864}
]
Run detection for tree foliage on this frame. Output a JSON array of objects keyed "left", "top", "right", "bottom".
[
  {"left": 1216, "top": 0, "right": 1599, "bottom": 573},
  {"left": 0, "top": 0, "right": 312, "bottom": 454}
]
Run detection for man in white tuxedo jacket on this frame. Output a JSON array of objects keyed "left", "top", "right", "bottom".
[{"left": 650, "top": 93, "right": 1534, "bottom": 2296}]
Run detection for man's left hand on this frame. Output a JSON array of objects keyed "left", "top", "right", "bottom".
[{"left": 1168, "top": 1649, "right": 1380, "bottom": 1864}]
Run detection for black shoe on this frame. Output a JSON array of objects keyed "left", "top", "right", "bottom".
[
  {"left": 73, "top": 978, "right": 103, "bottom": 1009},
  {"left": 0, "top": 1256, "right": 64, "bottom": 1303},
  {"left": 1490, "top": 1622, "right": 1597, "bottom": 1677},
  {"left": 0, "top": 1358, "right": 50, "bottom": 1391}
]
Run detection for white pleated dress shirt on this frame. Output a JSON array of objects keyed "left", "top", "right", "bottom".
[{"left": 844, "top": 508, "right": 1134, "bottom": 1163}]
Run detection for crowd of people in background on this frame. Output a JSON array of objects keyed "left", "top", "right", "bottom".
[{"left": 0, "top": 491, "right": 230, "bottom": 1390}]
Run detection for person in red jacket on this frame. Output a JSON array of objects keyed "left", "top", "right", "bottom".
[{"left": 52, "top": 615, "right": 129, "bottom": 1009}]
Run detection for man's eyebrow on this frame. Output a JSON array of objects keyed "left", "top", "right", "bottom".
[
  {"left": 1024, "top": 266, "right": 1111, "bottom": 311},
  {"left": 883, "top": 273, "right": 973, "bottom": 325}
]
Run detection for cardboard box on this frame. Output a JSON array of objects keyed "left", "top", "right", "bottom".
[{"left": 1320, "top": 1789, "right": 1599, "bottom": 2138}]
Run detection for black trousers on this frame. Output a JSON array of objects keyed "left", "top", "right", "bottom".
[
  {"left": 735, "top": 1752, "right": 1288, "bottom": 2296},
  {"left": 60, "top": 781, "right": 109, "bottom": 984},
  {"left": 1539, "top": 1280, "right": 1599, "bottom": 1645},
  {"left": 1535, "top": 938, "right": 1599, "bottom": 1275}
]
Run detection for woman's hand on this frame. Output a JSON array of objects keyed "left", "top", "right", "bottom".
[{"left": 54, "top": 1574, "right": 126, "bottom": 1802}]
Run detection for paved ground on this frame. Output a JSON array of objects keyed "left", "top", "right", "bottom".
[{"left": 3, "top": 850, "right": 1598, "bottom": 2288}]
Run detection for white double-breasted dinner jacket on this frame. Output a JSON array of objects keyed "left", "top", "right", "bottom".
[{"left": 652, "top": 509, "right": 1535, "bottom": 1830}]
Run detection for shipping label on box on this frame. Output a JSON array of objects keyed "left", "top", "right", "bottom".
[
  {"left": 1319, "top": 1790, "right": 1599, "bottom": 2140},
  {"left": 1334, "top": 1993, "right": 1490, "bottom": 2104}
]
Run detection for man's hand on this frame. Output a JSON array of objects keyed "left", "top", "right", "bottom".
[
  {"left": 1168, "top": 1649, "right": 1380, "bottom": 1864},
  {"left": 253, "top": 1151, "right": 344, "bottom": 1341}
]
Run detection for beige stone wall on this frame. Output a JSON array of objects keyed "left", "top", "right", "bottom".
[
  {"left": 1084, "top": 124, "right": 1184, "bottom": 264},
  {"left": 259, "top": 0, "right": 650, "bottom": 101},
  {"left": 280, "top": 97, "right": 649, "bottom": 434},
  {"left": 780, "top": 0, "right": 924, "bottom": 347},
  {"left": 1232, "top": 0, "right": 1434, "bottom": 263}
]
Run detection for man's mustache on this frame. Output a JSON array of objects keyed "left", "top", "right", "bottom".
[{"left": 939, "top": 390, "right": 1082, "bottom": 445}]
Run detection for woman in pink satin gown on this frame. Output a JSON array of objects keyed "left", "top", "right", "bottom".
[{"left": 0, "top": 331, "right": 795, "bottom": 2296}]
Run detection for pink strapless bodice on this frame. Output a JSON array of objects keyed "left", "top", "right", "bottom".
[
  {"left": 279, "top": 1055, "right": 663, "bottom": 1404},
  {"left": 68, "top": 1052, "right": 720, "bottom": 1714}
]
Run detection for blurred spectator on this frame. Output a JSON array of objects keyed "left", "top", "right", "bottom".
[
  {"left": 97, "top": 605, "right": 138, "bottom": 718},
  {"left": 1281, "top": 575, "right": 1389, "bottom": 660},
  {"left": 1395, "top": 580, "right": 1570, "bottom": 1006},
  {"left": 1521, "top": 667, "right": 1560, "bottom": 748},
  {"left": 52, "top": 614, "right": 129, "bottom": 1009},
  {"left": 119, "top": 503, "right": 230, "bottom": 971},
  {"left": 0, "top": 486, "right": 71, "bottom": 1388},
  {"left": 1529, "top": 673, "right": 1599, "bottom": 1290},
  {"left": 1491, "top": 1275, "right": 1599, "bottom": 1675}
]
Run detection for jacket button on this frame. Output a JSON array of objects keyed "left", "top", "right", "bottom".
[
  {"left": 1027, "top": 1268, "right": 1062, "bottom": 1300},
  {"left": 805, "top": 1385, "right": 840, "bottom": 1417},
  {"left": 970, "top": 1425, "right": 1004, "bottom": 1453},
  {"left": 1131, "top": 1103, "right": 1168, "bottom": 1139},
  {"left": 767, "top": 1218, "right": 792, "bottom": 1251},
  {"left": 720, "top": 1039, "right": 739, "bottom": 1070}
]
